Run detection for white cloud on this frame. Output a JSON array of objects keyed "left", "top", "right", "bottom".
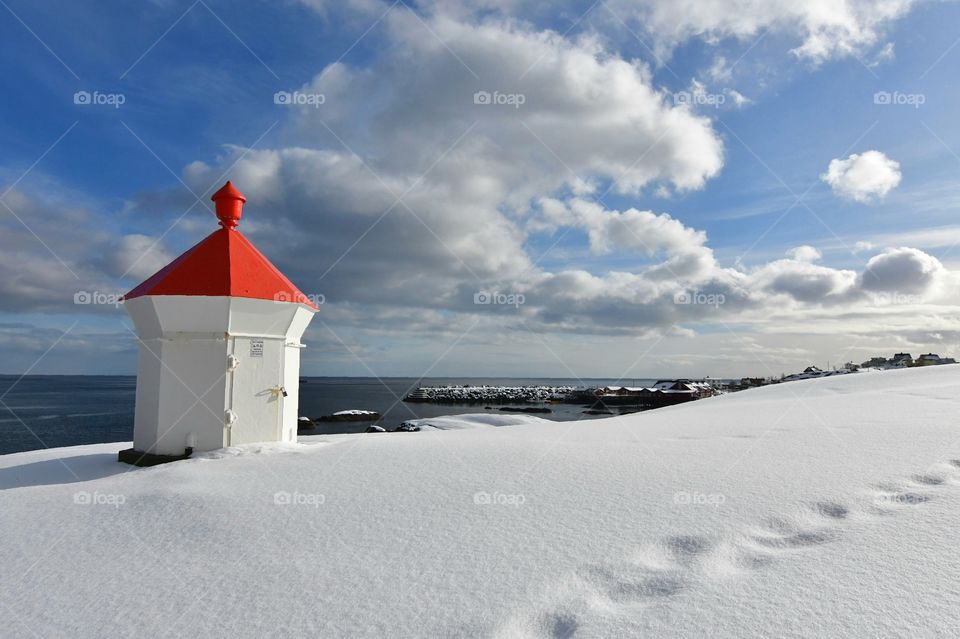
[
  {"left": 605, "top": 0, "right": 914, "bottom": 64},
  {"left": 103, "top": 234, "right": 174, "bottom": 281},
  {"left": 870, "top": 41, "right": 896, "bottom": 66},
  {"left": 166, "top": 11, "right": 957, "bottom": 342},
  {"left": 707, "top": 56, "right": 733, "bottom": 82},
  {"left": 750, "top": 253, "right": 857, "bottom": 305},
  {"left": 821, "top": 150, "right": 902, "bottom": 203},
  {"left": 294, "top": 16, "right": 725, "bottom": 195},
  {"left": 172, "top": 15, "right": 734, "bottom": 323},
  {"left": 859, "top": 247, "right": 945, "bottom": 295},
  {"left": 786, "top": 245, "right": 822, "bottom": 263},
  {"left": 329, "top": 0, "right": 916, "bottom": 65},
  {"left": 3, "top": 1, "right": 946, "bottom": 376},
  {"left": 0, "top": 188, "right": 175, "bottom": 314},
  {"left": 725, "top": 88, "right": 750, "bottom": 107}
]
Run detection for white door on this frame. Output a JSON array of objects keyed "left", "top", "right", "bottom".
[{"left": 227, "top": 336, "right": 284, "bottom": 445}]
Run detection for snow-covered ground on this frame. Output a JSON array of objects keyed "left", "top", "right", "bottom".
[{"left": 2, "top": 366, "right": 960, "bottom": 637}]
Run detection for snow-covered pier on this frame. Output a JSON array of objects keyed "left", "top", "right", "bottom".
[{"left": 404, "top": 385, "right": 578, "bottom": 403}]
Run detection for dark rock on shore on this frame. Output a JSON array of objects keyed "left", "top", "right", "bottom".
[{"left": 316, "top": 410, "right": 382, "bottom": 422}]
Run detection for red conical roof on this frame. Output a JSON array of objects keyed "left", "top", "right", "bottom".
[{"left": 124, "top": 182, "right": 318, "bottom": 310}]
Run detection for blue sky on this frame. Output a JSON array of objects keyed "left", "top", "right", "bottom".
[{"left": 1, "top": 0, "right": 959, "bottom": 377}]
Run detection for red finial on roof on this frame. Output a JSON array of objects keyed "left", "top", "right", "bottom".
[{"left": 211, "top": 181, "right": 247, "bottom": 229}]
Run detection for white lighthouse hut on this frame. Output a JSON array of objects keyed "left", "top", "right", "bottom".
[{"left": 119, "top": 181, "right": 318, "bottom": 465}]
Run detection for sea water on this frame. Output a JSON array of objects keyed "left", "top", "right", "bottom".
[{"left": 0, "top": 375, "right": 656, "bottom": 454}]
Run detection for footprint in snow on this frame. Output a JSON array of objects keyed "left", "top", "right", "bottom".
[
  {"left": 751, "top": 528, "right": 835, "bottom": 549},
  {"left": 547, "top": 613, "right": 578, "bottom": 639},
  {"left": 664, "top": 535, "right": 714, "bottom": 563},
  {"left": 814, "top": 501, "right": 849, "bottom": 520},
  {"left": 749, "top": 516, "right": 837, "bottom": 550},
  {"left": 609, "top": 573, "right": 687, "bottom": 601},
  {"left": 912, "top": 473, "right": 946, "bottom": 486},
  {"left": 577, "top": 563, "right": 688, "bottom": 603},
  {"left": 515, "top": 460, "right": 959, "bottom": 637},
  {"left": 873, "top": 482, "right": 931, "bottom": 509}
]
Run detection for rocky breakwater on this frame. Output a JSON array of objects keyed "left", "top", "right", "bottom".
[{"left": 403, "top": 385, "right": 578, "bottom": 404}]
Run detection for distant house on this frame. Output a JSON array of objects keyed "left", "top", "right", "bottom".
[
  {"left": 652, "top": 379, "right": 718, "bottom": 399},
  {"left": 781, "top": 351, "right": 956, "bottom": 385},
  {"left": 593, "top": 379, "right": 721, "bottom": 409},
  {"left": 684, "top": 380, "right": 721, "bottom": 399},
  {"left": 890, "top": 353, "right": 913, "bottom": 367}
]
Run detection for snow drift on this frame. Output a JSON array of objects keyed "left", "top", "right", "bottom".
[{"left": 2, "top": 366, "right": 960, "bottom": 637}]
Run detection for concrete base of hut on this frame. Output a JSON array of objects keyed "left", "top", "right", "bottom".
[{"left": 118, "top": 447, "right": 193, "bottom": 467}]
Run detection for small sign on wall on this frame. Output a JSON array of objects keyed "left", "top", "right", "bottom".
[{"left": 250, "top": 339, "right": 264, "bottom": 358}]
